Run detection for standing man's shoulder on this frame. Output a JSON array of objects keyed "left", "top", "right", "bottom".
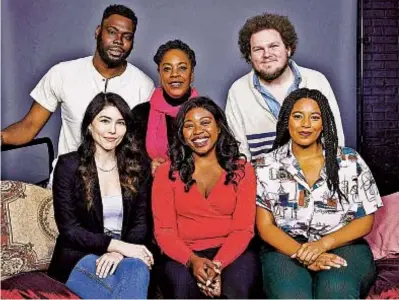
[
  {"left": 296, "top": 64, "right": 329, "bottom": 82},
  {"left": 51, "top": 56, "right": 93, "bottom": 74},
  {"left": 294, "top": 63, "right": 334, "bottom": 93},
  {"left": 38, "top": 56, "right": 93, "bottom": 87},
  {"left": 125, "top": 62, "right": 155, "bottom": 105},
  {"left": 126, "top": 62, "right": 154, "bottom": 86},
  {"left": 30, "top": 56, "right": 89, "bottom": 112},
  {"left": 228, "top": 70, "right": 253, "bottom": 94}
]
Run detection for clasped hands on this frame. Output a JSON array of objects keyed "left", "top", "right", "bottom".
[
  {"left": 291, "top": 239, "right": 347, "bottom": 271},
  {"left": 189, "top": 255, "right": 222, "bottom": 298}
]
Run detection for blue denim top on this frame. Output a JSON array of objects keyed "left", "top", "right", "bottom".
[{"left": 253, "top": 60, "right": 302, "bottom": 119}]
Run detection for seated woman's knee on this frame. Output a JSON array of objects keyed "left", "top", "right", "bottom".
[
  {"left": 222, "top": 283, "right": 251, "bottom": 299},
  {"left": 120, "top": 258, "right": 149, "bottom": 279},
  {"left": 76, "top": 254, "right": 98, "bottom": 270},
  {"left": 315, "top": 276, "right": 359, "bottom": 299},
  {"left": 264, "top": 283, "right": 312, "bottom": 299}
]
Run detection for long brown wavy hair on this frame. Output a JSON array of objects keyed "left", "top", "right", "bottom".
[{"left": 77, "top": 92, "right": 147, "bottom": 209}]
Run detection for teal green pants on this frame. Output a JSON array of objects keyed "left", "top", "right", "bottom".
[{"left": 260, "top": 239, "right": 376, "bottom": 299}]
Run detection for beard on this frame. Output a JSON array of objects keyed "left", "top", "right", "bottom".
[
  {"left": 96, "top": 31, "right": 132, "bottom": 68},
  {"left": 253, "top": 57, "right": 289, "bottom": 82}
]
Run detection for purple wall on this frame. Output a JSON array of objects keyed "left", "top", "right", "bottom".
[
  {"left": 1, "top": 0, "right": 358, "bottom": 183},
  {"left": 361, "top": 0, "right": 399, "bottom": 196}
]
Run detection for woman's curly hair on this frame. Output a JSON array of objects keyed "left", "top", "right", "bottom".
[
  {"left": 168, "top": 96, "right": 246, "bottom": 192},
  {"left": 78, "top": 92, "right": 147, "bottom": 209},
  {"left": 271, "top": 88, "right": 347, "bottom": 204},
  {"left": 153, "top": 39, "right": 196, "bottom": 70},
  {"left": 238, "top": 13, "right": 298, "bottom": 64}
]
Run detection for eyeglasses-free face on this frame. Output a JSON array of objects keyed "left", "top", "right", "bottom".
[
  {"left": 89, "top": 105, "right": 127, "bottom": 153},
  {"left": 250, "top": 29, "right": 291, "bottom": 82},
  {"left": 288, "top": 98, "right": 323, "bottom": 148},
  {"left": 182, "top": 107, "right": 220, "bottom": 157},
  {"left": 159, "top": 49, "right": 193, "bottom": 99}
]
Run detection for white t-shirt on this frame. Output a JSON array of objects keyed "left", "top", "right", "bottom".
[{"left": 31, "top": 56, "right": 154, "bottom": 158}]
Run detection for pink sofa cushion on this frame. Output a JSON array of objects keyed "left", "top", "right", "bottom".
[{"left": 365, "top": 192, "right": 399, "bottom": 260}]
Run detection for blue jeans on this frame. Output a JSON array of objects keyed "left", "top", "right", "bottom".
[{"left": 66, "top": 254, "right": 150, "bottom": 299}]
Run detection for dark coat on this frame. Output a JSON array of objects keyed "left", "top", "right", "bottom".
[
  {"left": 48, "top": 151, "right": 150, "bottom": 283},
  {"left": 130, "top": 102, "right": 176, "bottom": 263},
  {"left": 131, "top": 102, "right": 176, "bottom": 157}
]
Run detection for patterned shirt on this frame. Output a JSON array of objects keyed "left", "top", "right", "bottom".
[{"left": 256, "top": 141, "right": 383, "bottom": 241}]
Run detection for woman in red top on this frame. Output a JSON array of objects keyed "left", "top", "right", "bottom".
[{"left": 152, "top": 96, "right": 260, "bottom": 298}]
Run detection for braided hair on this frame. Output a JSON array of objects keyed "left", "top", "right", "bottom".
[
  {"left": 271, "top": 88, "right": 347, "bottom": 203},
  {"left": 168, "top": 96, "right": 246, "bottom": 192}
]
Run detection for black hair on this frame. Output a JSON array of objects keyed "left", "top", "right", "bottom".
[
  {"left": 153, "top": 39, "right": 196, "bottom": 70},
  {"left": 168, "top": 96, "right": 246, "bottom": 192},
  {"left": 271, "top": 88, "right": 347, "bottom": 203},
  {"left": 102, "top": 4, "right": 137, "bottom": 27}
]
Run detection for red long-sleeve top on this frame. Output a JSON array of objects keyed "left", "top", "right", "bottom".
[{"left": 152, "top": 161, "right": 256, "bottom": 269}]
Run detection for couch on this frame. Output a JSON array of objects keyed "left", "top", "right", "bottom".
[
  {"left": 1, "top": 181, "right": 79, "bottom": 298},
  {"left": 1, "top": 180, "right": 398, "bottom": 299}
]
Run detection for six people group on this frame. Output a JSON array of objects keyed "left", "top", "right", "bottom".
[{"left": 1, "top": 3, "right": 383, "bottom": 299}]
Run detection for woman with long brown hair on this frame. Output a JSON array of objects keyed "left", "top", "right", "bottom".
[{"left": 48, "top": 92, "right": 153, "bottom": 299}]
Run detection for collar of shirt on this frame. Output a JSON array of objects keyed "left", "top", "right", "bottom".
[
  {"left": 89, "top": 56, "right": 129, "bottom": 93},
  {"left": 288, "top": 59, "right": 302, "bottom": 90},
  {"left": 277, "top": 140, "right": 327, "bottom": 192},
  {"left": 252, "top": 59, "right": 302, "bottom": 118}
]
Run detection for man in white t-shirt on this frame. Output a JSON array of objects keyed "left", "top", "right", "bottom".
[
  {"left": 1, "top": 4, "right": 154, "bottom": 161},
  {"left": 225, "top": 13, "right": 345, "bottom": 162}
]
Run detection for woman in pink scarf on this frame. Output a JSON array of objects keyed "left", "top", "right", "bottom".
[{"left": 131, "top": 40, "right": 198, "bottom": 175}]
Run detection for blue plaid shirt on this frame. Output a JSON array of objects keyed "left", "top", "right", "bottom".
[{"left": 253, "top": 60, "right": 302, "bottom": 119}]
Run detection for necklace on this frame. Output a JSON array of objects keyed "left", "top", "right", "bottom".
[
  {"left": 109, "top": 62, "right": 127, "bottom": 79},
  {"left": 97, "top": 163, "right": 117, "bottom": 173},
  {"left": 104, "top": 62, "right": 127, "bottom": 92}
]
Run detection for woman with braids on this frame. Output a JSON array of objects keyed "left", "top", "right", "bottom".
[
  {"left": 256, "top": 88, "right": 383, "bottom": 298},
  {"left": 152, "top": 97, "right": 260, "bottom": 298},
  {"left": 131, "top": 39, "right": 198, "bottom": 175},
  {"left": 48, "top": 92, "right": 153, "bottom": 299}
]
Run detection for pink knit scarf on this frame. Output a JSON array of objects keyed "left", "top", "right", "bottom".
[{"left": 146, "top": 87, "right": 199, "bottom": 160}]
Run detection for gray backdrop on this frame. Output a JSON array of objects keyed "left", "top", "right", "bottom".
[{"left": 1, "top": 0, "right": 358, "bottom": 183}]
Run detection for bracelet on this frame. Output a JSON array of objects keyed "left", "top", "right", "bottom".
[{"left": 213, "top": 260, "right": 222, "bottom": 271}]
